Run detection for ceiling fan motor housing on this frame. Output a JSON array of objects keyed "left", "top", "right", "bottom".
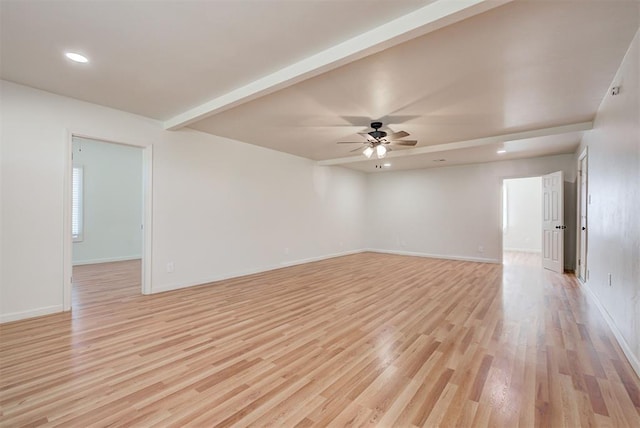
[
  {"left": 370, "top": 130, "right": 387, "bottom": 139},
  {"left": 369, "top": 122, "right": 387, "bottom": 140}
]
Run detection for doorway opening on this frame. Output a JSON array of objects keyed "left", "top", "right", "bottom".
[
  {"left": 502, "top": 176, "right": 543, "bottom": 266},
  {"left": 64, "top": 136, "right": 152, "bottom": 311}
]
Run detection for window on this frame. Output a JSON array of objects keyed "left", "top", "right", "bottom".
[{"left": 72, "top": 166, "right": 84, "bottom": 242}]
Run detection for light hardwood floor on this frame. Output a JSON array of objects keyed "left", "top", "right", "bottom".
[{"left": 1, "top": 252, "right": 639, "bottom": 427}]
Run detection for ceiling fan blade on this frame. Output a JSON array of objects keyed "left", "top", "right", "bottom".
[
  {"left": 357, "top": 133, "right": 376, "bottom": 141},
  {"left": 390, "top": 140, "right": 418, "bottom": 146},
  {"left": 336, "top": 141, "right": 364, "bottom": 144},
  {"left": 388, "top": 130, "right": 409, "bottom": 139}
]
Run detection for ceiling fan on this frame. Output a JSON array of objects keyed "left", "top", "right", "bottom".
[{"left": 337, "top": 121, "right": 417, "bottom": 159}]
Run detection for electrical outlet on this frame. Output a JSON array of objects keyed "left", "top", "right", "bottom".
[
  {"left": 284, "top": 247, "right": 290, "bottom": 255},
  {"left": 478, "top": 245, "right": 484, "bottom": 253},
  {"left": 166, "top": 262, "right": 174, "bottom": 273}
]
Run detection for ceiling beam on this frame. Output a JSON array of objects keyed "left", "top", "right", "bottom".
[
  {"left": 164, "top": 0, "right": 512, "bottom": 130},
  {"left": 317, "top": 121, "right": 594, "bottom": 166}
]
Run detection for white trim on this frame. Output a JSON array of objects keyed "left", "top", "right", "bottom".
[
  {"left": 279, "top": 249, "right": 363, "bottom": 268},
  {"left": 153, "top": 248, "right": 502, "bottom": 294},
  {"left": 73, "top": 255, "right": 141, "bottom": 266},
  {"left": 365, "top": 248, "right": 501, "bottom": 264},
  {"left": 319, "top": 121, "right": 593, "bottom": 166},
  {"left": 1, "top": 305, "right": 63, "bottom": 324},
  {"left": 578, "top": 148, "right": 588, "bottom": 160},
  {"left": 579, "top": 279, "right": 640, "bottom": 378},
  {"left": 152, "top": 249, "right": 365, "bottom": 294},
  {"left": 142, "top": 145, "right": 153, "bottom": 295},
  {"left": 63, "top": 130, "right": 73, "bottom": 312},
  {"left": 152, "top": 249, "right": 501, "bottom": 294},
  {"left": 576, "top": 147, "right": 588, "bottom": 283}
]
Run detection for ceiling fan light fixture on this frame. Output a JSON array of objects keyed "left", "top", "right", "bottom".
[{"left": 340, "top": 122, "right": 413, "bottom": 159}]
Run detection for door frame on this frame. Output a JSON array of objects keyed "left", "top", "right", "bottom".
[
  {"left": 576, "top": 147, "right": 588, "bottom": 282},
  {"left": 62, "top": 132, "right": 153, "bottom": 311}
]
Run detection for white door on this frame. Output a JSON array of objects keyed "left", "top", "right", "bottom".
[
  {"left": 578, "top": 154, "right": 588, "bottom": 281},
  {"left": 542, "top": 171, "right": 564, "bottom": 273}
]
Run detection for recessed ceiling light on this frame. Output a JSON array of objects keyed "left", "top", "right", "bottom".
[
  {"left": 383, "top": 163, "right": 391, "bottom": 167},
  {"left": 65, "top": 52, "right": 89, "bottom": 63},
  {"left": 497, "top": 149, "right": 506, "bottom": 154}
]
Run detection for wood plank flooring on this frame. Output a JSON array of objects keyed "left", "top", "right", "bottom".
[{"left": 1, "top": 252, "right": 639, "bottom": 427}]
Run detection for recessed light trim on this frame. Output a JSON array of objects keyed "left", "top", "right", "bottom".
[
  {"left": 383, "top": 163, "right": 391, "bottom": 167},
  {"left": 65, "top": 52, "right": 89, "bottom": 63},
  {"left": 497, "top": 149, "right": 506, "bottom": 154}
]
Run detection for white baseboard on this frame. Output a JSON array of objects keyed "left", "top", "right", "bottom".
[
  {"left": 73, "top": 255, "right": 141, "bottom": 266},
  {"left": 279, "top": 249, "right": 363, "bottom": 268},
  {"left": 154, "top": 248, "right": 501, "bottom": 293},
  {"left": 0, "top": 305, "right": 63, "bottom": 324},
  {"left": 152, "top": 249, "right": 365, "bottom": 294},
  {"left": 503, "top": 247, "right": 542, "bottom": 253},
  {"left": 365, "top": 248, "right": 501, "bottom": 264},
  {"left": 579, "top": 279, "right": 640, "bottom": 378}
]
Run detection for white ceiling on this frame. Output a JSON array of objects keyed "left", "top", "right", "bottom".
[
  {"left": 0, "top": 0, "right": 431, "bottom": 119},
  {"left": 2, "top": 0, "right": 638, "bottom": 172}
]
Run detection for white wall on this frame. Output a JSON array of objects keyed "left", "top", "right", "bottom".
[
  {"left": 151, "top": 137, "right": 367, "bottom": 292},
  {"left": 503, "top": 177, "right": 542, "bottom": 252},
  {"left": 366, "top": 155, "right": 576, "bottom": 264},
  {"left": 0, "top": 80, "right": 366, "bottom": 322},
  {"left": 72, "top": 138, "right": 142, "bottom": 265},
  {"left": 576, "top": 30, "right": 639, "bottom": 375}
]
